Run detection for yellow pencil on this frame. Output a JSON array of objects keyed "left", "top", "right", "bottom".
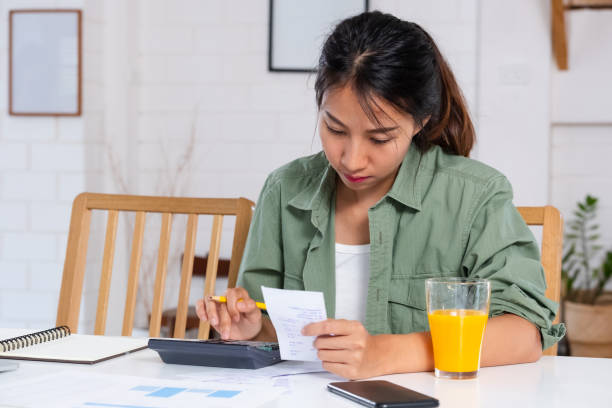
[{"left": 210, "top": 295, "right": 267, "bottom": 311}]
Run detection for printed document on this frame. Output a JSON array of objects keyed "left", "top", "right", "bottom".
[
  {"left": 262, "top": 286, "right": 327, "bottom": 361},
  {"left": 0, "top": 371, "right": 284, "bottom": 408}
]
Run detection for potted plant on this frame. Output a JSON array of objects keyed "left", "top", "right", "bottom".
[{"left": 562, "top": 195, "right": 612, "bottom": 357}]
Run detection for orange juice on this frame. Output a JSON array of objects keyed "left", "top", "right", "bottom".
[{"left": 428, "top": 309, "right": 488, "bottom": 373}]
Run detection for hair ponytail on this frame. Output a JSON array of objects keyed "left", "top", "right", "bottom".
[
  {"left": 413, "top": 35, "right": 475, "bottom": 157},
  {"left": 316, "top": 11, "right": 476, "bottom": 157}
]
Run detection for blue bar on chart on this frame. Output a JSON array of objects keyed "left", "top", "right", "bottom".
[
  {"left": 145, "top": 387, "right": 187, "bottom": 398},
  {"left": 208, "top": 390, "right": 241, "bottom": 398}
]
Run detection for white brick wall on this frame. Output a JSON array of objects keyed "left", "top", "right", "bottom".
[
  {"left": 0, "top": 143, "right": 27, "bottom": 170},
  {"left": 0, "top": 203, "right": 27, "bottom": 230},
  {"left": 6, "top": 0, "right": 607, "bottom": 332},
  {"left": 551, "top": 10, "right": 612, "bottom": 255},
  {"left": 2, "top": 174, "right": 56, "bottom": 201},
  {"left": 0, "top": 0, "right": 102, "bottom": 330},
  {"left": 0, "top": 261, "right": 27, "bottom": 289},
  {"left": 0, "top": 0, "right": 480, "bottom": 331}
]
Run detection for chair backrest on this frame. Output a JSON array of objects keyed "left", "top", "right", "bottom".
[
  {"left": 517, "top": 205, "right": 563, "bottom": 356},
  {"left": 56, "top": 193, "right": 254, "bottom": 340}
]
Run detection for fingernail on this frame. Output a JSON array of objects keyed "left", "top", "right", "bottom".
[{"left": 211, "top": 318, "right": 217, "bottom": 325}]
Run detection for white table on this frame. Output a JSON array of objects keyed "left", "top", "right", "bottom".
[{"left": 1, "top": 348, "right": 610, "bottom": 407}]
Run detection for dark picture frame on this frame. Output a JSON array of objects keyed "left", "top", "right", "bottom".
[
  {"left": 9, "top": 9, "right": 82, "bottom": 116},
  {"left": 268, "top": 0, "right": 369, "bottom": 73}
]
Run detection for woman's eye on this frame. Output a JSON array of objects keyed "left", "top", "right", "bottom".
[
  {"left": 371, "top": 138, "right": 390, "bottom": 145},
  {"left": 325, "top": 123, "right": 345, "bottom": 135}
]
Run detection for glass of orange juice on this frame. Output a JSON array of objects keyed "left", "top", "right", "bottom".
[{"left": 426, "top": 277, "right": 491, "bottom": 379}]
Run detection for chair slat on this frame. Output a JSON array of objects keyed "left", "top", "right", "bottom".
[
  {"left": 517, "top": 205, "right": 563, "bottom": 356},
  {"left": 174, "top": 214, "right": 199, "bottom": 338},
  {"left": 57, "top": 193, "right": 254, "bottom": 337},
  {"left": 122, "top": 211, "right": 146, "bottom": 336},
  {"left": 517, "top": 207, "right": 545, "bottom": 225},
  {"left": 94, "top": 210, "right": 119, "bottom": 335},
  {"left": 542, "top": 206, "right": 563, "bottom": 306},
  {"left": 56, "top": 194, "right": 92, "bottom": 333},
  {"left": 198, "top": 215, "right": 224, "bottom": 340},
  {"left": 149, "top": 213, "right": 173, "bottom": 337},
  {"left": 227, "top": 198, "right": 254, "bottom": 289},
  {"left": 84, "top": 193, "right": 241, "bottom": 214}
]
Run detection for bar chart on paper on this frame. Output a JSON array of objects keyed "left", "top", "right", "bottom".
[
  {"left": 0, "top": 371, "right": 285, "bottom": 408},
  {"left": 82, "top": 385, "right": 244, "bottom": 407}
]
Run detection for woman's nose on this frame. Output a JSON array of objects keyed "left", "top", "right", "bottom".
[{"left": 341, "top": 141, "right": 367, "bottom": 172}]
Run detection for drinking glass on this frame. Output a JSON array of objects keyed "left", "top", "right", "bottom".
[{"left": 426, "top": 277, "right": 491, "bottom": 379}]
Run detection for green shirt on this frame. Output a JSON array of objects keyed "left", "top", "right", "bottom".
[{"left": 237, "top": 145, "right": 565, "bottom": 350}]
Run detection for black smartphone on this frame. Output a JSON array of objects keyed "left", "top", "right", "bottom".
[{"left": 327, "top": 380, "right": 439, "bottom": 408}]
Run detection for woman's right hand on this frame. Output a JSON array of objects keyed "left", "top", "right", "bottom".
[{"left": 195, "top": 287, "right": 263, "bottom": 340}]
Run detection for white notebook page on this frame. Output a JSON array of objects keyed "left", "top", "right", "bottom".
[{"left": 0, "top": 329, "right": 148, "bottom": 364}]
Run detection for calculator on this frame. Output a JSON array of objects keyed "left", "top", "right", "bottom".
[{"left": 148, "top": 338, "right": 282, "bottom": 369}]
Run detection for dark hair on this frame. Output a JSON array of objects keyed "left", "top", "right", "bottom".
[{"left": 315, "top": 11, "right": 474, "bottom": 157}]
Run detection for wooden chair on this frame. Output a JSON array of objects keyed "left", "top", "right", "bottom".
[
  {"left": 517, "top": 206, "right": 563, "bottom": 356},
  {"left": 56, "top": 193, "right": 254, "bottom": 339},
  {"left": 159, "top": 254, "right": 231, "bottom": 335}
]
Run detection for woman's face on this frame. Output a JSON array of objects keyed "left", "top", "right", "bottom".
[{"left": 319, "top": 85, "right": 421, "bottom": 197}]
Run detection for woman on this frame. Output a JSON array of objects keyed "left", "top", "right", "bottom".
[{"left": 196, "top": 11, "right": 564, "bottom": 380}]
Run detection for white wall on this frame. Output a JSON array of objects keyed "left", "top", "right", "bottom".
[
  {"left": 127, "top": 0, "right": 481, "bottom": 334},
  {"left": 1, "top": 0, "right": 609, "bottom": 331},
  {"left": 476, "top": 0, "right": 551, "bottom": 206},
  {"left": 0, "top": 0, "right": 93, "bottom": 330},
  {"left": 0, "top": 0, "right": 481, "bottom": 332},
  {"left": 551, "top": 10, "right": 612, "bottom": 255}
]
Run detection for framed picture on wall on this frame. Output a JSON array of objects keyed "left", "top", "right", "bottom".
[
  {"left": 9, "top": 9, "right": 82, "bottom": 116},
  {"left": 268, "top": 0, "right": 369, "bottom": 73}
]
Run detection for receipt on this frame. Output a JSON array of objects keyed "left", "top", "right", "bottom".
[{"left": 261, "top": 287, "right": 327, "bottom": 361}]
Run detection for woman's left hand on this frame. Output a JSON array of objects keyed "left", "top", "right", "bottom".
[{"left": 302, "top": 319, "right": 381, "bottom": 380}]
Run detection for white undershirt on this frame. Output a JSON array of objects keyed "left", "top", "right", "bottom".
[{"left": 334, "top": 243, "right": 371, "bottom": 323}]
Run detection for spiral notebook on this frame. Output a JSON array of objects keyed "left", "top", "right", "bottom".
[{"left": 0, "top": 326, "right": 148, "bottom": 364}]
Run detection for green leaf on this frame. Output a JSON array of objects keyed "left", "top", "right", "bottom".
[
  {"left": 562, "top": 194, "right": 610, "bottom": 303},
  {"left": 562, "top": 245, "right": 575, "bottom": 263},
  {"left": 566, "top": 276, "right": 576, "bottom": 293}
]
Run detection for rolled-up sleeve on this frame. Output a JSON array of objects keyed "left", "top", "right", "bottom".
[
  {"left": 461, "top": 175, "right": 566, "bottom": 350},
  {"left": 236, "top": 174, "right": 284, "bottom": 304}
]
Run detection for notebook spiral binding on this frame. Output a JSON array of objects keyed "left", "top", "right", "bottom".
[{"left": 0, "top": 326, "right": 71, "bottom": 353}]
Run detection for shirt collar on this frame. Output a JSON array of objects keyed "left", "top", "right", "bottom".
[
  {"left": 385, "top": 145, "right": 424, "bottom": 212},
  {"left": 288, "top": 146, "right": 425, "bottom": 216},
  {"left": 287, "top": 156, "right": 336, "bottom": 232}
]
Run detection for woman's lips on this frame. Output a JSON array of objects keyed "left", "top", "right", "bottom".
[{"left": 344, "top": 174, "right": 369, "bottom": 183}]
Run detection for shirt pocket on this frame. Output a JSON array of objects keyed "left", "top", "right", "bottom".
[{"left": 388, "top": 275, "right": 432, "bottom": 333}]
